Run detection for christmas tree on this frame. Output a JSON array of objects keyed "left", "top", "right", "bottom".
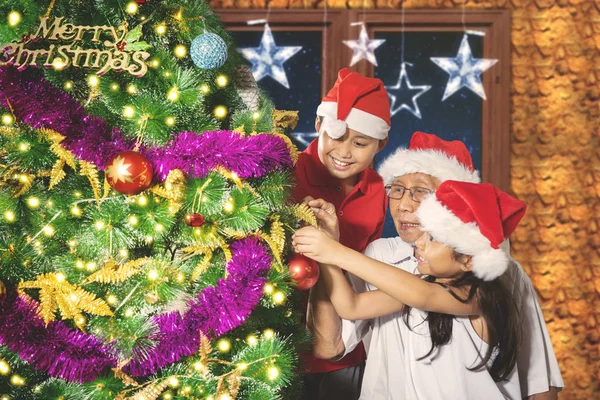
[{"left": 0, "top": 1, "right": 312, "bottom": 399}]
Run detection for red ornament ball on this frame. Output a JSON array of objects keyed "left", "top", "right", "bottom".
[
  {"left": 134, "top": 0, "right": 149, "bottom": 4},
  {"left": 288, "top": 254, "right": 320, "bottom": 291},
  {"left": 105, "top": 151, "right": 153, "bottom": 195},
  {"left": 185, "top": 213, "right": 205, "bottom": 227}
]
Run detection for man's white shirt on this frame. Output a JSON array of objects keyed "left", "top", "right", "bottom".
[{"left": 340, "top": 237, "right": 563, "bottom": 399}]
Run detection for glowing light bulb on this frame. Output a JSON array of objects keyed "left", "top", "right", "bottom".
[
  {"left": 246, "top": 335, "right": 258, "bottom": 346},
  {"left": 150, "top": 59, "right": 160, "bottom": 68},
  {"left": 273, "top": 291, "right": 285, "bottom": 304},
  {"left": 124, "top": 308, "right": 134, "bottom": 317},
  {"left": 88, "top": 74, "right": 99, "bottom": 87},
  {"left": 267, "top": 366, "right": 279, "bottom": 381},
  {"left": 128, "top": 215, "right": 139, "bottom": 225},
  {"left": 64, "top": 81, "right": 73, "bottom": 90},
  {"left": 86, "top": 262, "right": 97, "bottom": 271},
  {"left": 155, "top": 24, "right": 166, "bottom": 35},
  {"left": 119, "top": 248, "right": 128, "bottom": 257},
  {"left": 10, "top": 374, "right": 24, "bottom": 386},
  {"left": 127, "top": 84, "right": 137, "bottom": 94},
  {"left": 165, "top": 116, "right": 175, "bottom": 126},
  {"left": 71, "top": 205, "right": 82, "bottom": 216},
  {"left": 2, "top": 114, "right": 14, "bottom": 125},
  {"left": 107, "top": 295, "right": 118, "bottom": 305},
  {"left": 18, "top": 142, "right": 30, "bottom": 151},
  {"left": 137, "top": 196, "right": 148, "bottom": 206},
  {"left": 217, "top": 339, "right": 231, "bottom": 352},
  {"left": 148, "top": 270, "right": 158, "bottom": 280},
  {"left": 123, "top": 105, "right": 135, "bottom": 118},
  {"left": 252, "top": 112, "right": 261, "bottom": 120},
  {"left": 154, "top": 223, "right": 164, "bottom": 232},
  {"left": 56, "top": 273, "right": 65, "bottom": 282},
  {"left": 167, "top": 87, "right": 179, "bottom": 102},
  {"left": 110, "top": 83, "right": 119, "bottom": 91},
  {"left": 94, "top": 220, "right": 105, "bottom": 230},
  {"left": 0, "top": 360, "right": 10, "bottom": 375},
  {"left": 126, "top": 2, "right": 138, "bottom": 14},
  {"left": 43, "top": 225, "right": 55, "bottom": 237},
  {"left": 223, "top": 200, "right": 234, "bottom": 212},
  {"left": 75, "top": 260, "right": 84, "bottom": 269},
  {"left": 216, "top": 75, "right": 228, "bottom": 87},
  {"left": 26, "top": 197, "right": 40, "bottom": 209},
  {"left": 3, "top": 210, "right": 15, "bottom": 222},
  {"left": 200, "top": 84, "right": 210, "bottom": 94},
  {"left": 238, "top": 362, "right": 248, "bottom": 370},
  {"left": 263, "top": 329, "right": 275, "bottom": 339},
  {"left": 213, "top": 105, "right": 228, "bottom": 119},
  {"left": 8, "top": 11, "right": 21, "bottom": 27},
  {"left": 168, "top": 376, "right": 179, "bottom": 387},
  {"left": 52, "top": 58, "right": 65, "bottom": 70},
  {"left": 174, "top": 45, "right": 187, "bottom": 58},
  {"left": 176, "top": 272, "right": 185, "bottom": 282}
]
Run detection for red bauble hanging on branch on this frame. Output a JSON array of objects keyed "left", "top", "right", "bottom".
[
  {"left": 185, "top": 213, "right": 205, "bottom": 227},
  {"left": 288, "top": 253, "right": 320, "bottom": 291},
  {"left": 134, "top": 0, "right": 149, "bottom": 4},
  {"left": 105, "top": 151, "right": 153, "bottom": 195}
]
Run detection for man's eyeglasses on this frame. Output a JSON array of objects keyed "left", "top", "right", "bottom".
[{"left": 384, "top": 184, "right": 433, "bottom": 203}]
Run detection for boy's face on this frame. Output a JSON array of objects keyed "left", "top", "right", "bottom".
[
  {"left": 315, "top": 118, "right": 386, "bottom": 185},
  {"left": 389, "top": 173, "right": 440, "bottom": 244}
]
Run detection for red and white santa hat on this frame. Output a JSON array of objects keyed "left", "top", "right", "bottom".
[
  {"left": 416, "top": 181, "right": 527, "bottom": 281},
  {"left": 378, "top": 131, "right": 480, "bottom": 185},
  {"left": 317, "top": 68, "right": 391, "bottom": 140}
]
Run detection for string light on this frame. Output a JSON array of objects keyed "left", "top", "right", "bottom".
[
  {"left": 43, "top": 225, "right": 55, "bottom": 237},
  {"left": 126, "top": 2, "right": 138, "bottom": 14},
  {"left": 219, "top": 394, "right": 232, "bottom": 400},
  {"left": 154, "top": 223, "right": 164, "bottom": 232},
  {"left": 176, "top": 272, "right": 185, "bottom": 283},
  {"left": 86, "top": 262, "right": 97, "bottom": 271},
  {"left": 17, "top": 142, "right": 29, "bottom": 153},
  {"left": 94, "top": 220, "right": 105, "bottom": 230},
  {"left": 252, "top": 112, "right": 261, "bottom": 120},
  {"left": 267, "top": 366, "right": 280, "bottom": 381},
  {"left": 216, "top": 75, "right": 228, "bottom": 87},
  {"left": 137, "top": 196, "right": 148, "bottom": 206},
  {"left": 127, "top": 84, "right": 137, "bottom": 95},
  {"left": 56, "top": 272, "right": 65, "bottom": 282},
  {"left": 75, "top": 260, "right": 84, "bottom": 269},
  {"left": 2, "top": 114, "right": 14, "bottom": 125},
  {"left": 107, "top": 295, "right": 118, "bottom": 305},
  {"left": 128, "top": 215, "right": 139, "bottom": 226},
  {"left": 174, "top": 45, "right": 187, "bottom": 58},
  {"left": 150, "top": 59, "right": 160, "bottom": 68},
  {"left": 110, "top": 83, "right": 119, "bottom": 91},
  {"left": 123, "top": 105, "right": 135, "bottom": 118},
  {"left": 148, "top": 269, "right": 159, "bottom": 280},
  {"left": 124, "top": 308, "right": 135, "bottom": 317},
  {"left": 163, "top": 393, "right": 173, "bottom": 400},
  {"left": 10, "top": 374, "right": 24, "bottom": 386},
  {"left": 168, "top": 376, "right": 179, "bottom": 388},
  {"left": 70, "top": 205, "right": 82, "bottom": 216},
  {"left": 46, "top": 200, "right": 54, "bottom": 207},
  {"left": 238, "top": 362, "right": 248, "bottom": 370},
  {"left": 0, "top": 360, "right": 10, "bottom": 375},
  {"left": 8, "top": 11, "right": 21, "bottom": 27},
  {"left": 3, "top": 210, "right": 15, "bottom": 222},
  {"left": 119, "top": 248, "right": 128, "bottom": 257},
  {"left": 165, "top": 116, "right": 175, "bottom": 126},
  {"left": 217, "top": 338, "right": 231, "bottom": 352},
  {"left": 52, "top": 58, "right": 65, "bottom": 70},
  {"left": 263, "top": 283, "right": 274, "bottom": 294},
  {"left": 64, "top": 81, "right": 73, "bottom": 90},
  {"left": 272, "top": 291, "right": 285, "bottom": 304},
  {"left": 155, "top": 24, "right": 167, "bottom": 35},
  {"left": 26, "top": 197, "right": 40, "bottom": 209},
  {"left": 213, "top": 105, "right": 228, "bottom": 119},
  {"left": 200, "top": 84, "right": 210, "bottom": 94},
  {"left": 263, "top": 329, "right": 275, "bottom": 339},
  {"left": 88, "top": 74, "right": 99, "bottom": 87},
  {"left": 246, "top": 334, "right": 258, "bottom": 346},
  {"left": 167, "top": 87, "right": 180, "bottom": 102}
]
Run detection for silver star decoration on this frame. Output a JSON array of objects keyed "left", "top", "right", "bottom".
[
  {"left": 239, "top": 24, "right": 302, "bottom": 89},
  {"left": 430, "top": 34, "right": 498, "bottom": 101},
  {"left": 385, "top": 63, "right": 431, "bottom": 119},
  {"left": 343, "top": 24, "right": 386, "bottom": 67}
]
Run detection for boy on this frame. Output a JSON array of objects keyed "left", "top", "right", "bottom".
[{"left": 293, "top": 68, "right": 391, "bottom": 400}]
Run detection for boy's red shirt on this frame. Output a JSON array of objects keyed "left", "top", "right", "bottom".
[{"left": 293, "top": 138, "right": 387, "bottom": 374}]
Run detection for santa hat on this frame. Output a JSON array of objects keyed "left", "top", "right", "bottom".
[
  {"left": 416, "top": 181, "right": 527, "bottom": 281},
  {"left": 378, "top": 132, "right": 480, "bottom": 185},
  {"left": 316, "top": 68, "right": 391, "bottom": 140}
]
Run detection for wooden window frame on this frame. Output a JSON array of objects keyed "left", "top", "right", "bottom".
[{"left": 217, "top": 9, "right": 511, "bottom": 191}]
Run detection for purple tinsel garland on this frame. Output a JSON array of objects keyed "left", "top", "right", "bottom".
[
  {"left": 0, "top": 238, "right": 272, "bottom": 381},
  {"left": 0, "top": 67, "right": 292, "bottom": 181},
  {"left": 0, "top": 290, "right": 117, "bottom": 382}
]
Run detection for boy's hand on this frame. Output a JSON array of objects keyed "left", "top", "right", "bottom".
[
  {"left": 307, "top": 199, "right": 340, "bottom": 241},
  {"left": 292, "top": 226, "right": 341, "bottom": 265}
]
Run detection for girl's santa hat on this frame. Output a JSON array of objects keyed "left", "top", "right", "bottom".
[
  {"left": 416, "top": 181, "right": 527, "bottom": 281},
  {"left": 317, "top": 68, "right": 391, "bottom": 140},
  {"left": 379, "top": 131, "right": 480, "bottom": 185}
]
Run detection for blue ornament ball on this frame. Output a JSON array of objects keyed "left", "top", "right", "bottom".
[{"left": 190, "top": 32, "right": 228, "bottom": 70}]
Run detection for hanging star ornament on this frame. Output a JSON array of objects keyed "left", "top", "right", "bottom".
[
  {"left": 343, "top": 24, "right": 386, "bottom": 67},
  {"left": 385, "top": 63, "right": 431, "bottom": 119},
  {"left": 430, "top": 34, "right": 498, "bottom": 101},
  {"left": 239, "top": 24, "right": 302, "bottom": 89}
]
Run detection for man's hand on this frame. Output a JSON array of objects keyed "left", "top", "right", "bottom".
[{"left": 306, "top": 198, "right": 340, "bottom": 241}]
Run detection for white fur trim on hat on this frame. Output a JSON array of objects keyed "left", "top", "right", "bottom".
[
  {"left": 378, "top": 148, "right": 480, "bottom": 185},
  {"left": 317, "top": 102, "right": 390, "bottom": 140},
  {"left": 416, "top": 195, "right": 509, "bottom": 281}
]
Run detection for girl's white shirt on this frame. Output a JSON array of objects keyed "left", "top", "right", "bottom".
[{"left": 340, "top": 236, "right": 562, "bottom": 399}]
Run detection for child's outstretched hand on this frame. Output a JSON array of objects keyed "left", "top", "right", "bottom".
[
  {"left": 306, "top": 198, "right": 340, "bottom": 241},
  {"left": 292, "top": 226, "right": 342, "bottom": 265}
]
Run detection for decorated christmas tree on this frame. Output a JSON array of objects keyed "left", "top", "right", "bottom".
[{"left": 0, "top": 1, "right": 315, "bottom": 398}]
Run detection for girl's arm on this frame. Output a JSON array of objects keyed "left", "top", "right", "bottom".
[
  {"left": 293, "top": 227, "right": 479, "bottom": 317},
  {"left": 318, "top": 262, "right": 404, "bottom": 320}
]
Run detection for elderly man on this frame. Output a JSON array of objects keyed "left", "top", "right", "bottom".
[{"left": 307, "top": 132, "right": 563, "bottom": 399}]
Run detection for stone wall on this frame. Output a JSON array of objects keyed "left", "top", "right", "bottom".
[{"left": 210, "top": 0, "right": 600, "bottom": 397}]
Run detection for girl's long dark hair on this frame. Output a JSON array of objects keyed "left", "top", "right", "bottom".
[{"left": 402, "top": 256, "right": 520, "bottom": 382}]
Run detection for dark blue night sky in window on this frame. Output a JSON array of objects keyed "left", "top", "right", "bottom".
[{"left": 230, "top": 29, "right": 322, "bottom": 148}]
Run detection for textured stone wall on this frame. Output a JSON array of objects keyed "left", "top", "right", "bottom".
[{"left": 210, "top": 0, "right": 600, "bottom": 398}]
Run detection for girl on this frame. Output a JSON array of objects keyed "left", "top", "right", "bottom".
[{"left": 293, "top": 180, "right": 526, "bottom": 399}]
